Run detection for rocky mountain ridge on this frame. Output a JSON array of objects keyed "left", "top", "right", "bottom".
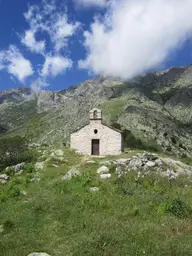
[{"left": 1, "top": 66, "right": 192, "bottom": 157}]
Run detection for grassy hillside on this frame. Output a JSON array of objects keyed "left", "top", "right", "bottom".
[
  {"left": 0, "top": 100, "right": 37, "bottom": 131},
  {"left": 1, "top": 148, "right": 192, "bottom": 256}
]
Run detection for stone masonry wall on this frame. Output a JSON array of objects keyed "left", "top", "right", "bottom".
[{"left": 70, "top": 120, "right": 123, "bottom": 155}]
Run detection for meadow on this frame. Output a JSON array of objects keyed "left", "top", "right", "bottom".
[{"left": 0, "top": 149, "right": 192, "bottom": 256}]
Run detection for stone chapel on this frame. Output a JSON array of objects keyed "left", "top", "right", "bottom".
[{"left": 70, "top": 108, "right": 123, "bottom": 155}]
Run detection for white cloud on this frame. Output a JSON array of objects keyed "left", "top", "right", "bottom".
[
  {"left": 23, "top": 0, "right": 79, "bottom": 53},
  {"left": 48, "top": 14, "right": 80, "bottom": 52},
  {"left": 41, "top": 55, "right": 72, "bottom": 77},
  {"left": 79, "top": 0, "right": 192, "bottom": 79},
  {"left": 0, "top": 45, "right": 33, "bottom": 83},
  {"left": 75, "top": 0, "right": 107, "bottom": 8},
  {"left": 31, "top": 78, "right": 48, "bottom": 95},
  {"left": 21, "top": 30, "right": 45, "bottom": 54}
]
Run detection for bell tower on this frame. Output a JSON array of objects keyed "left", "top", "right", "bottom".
[{"left": 89, "top": 108, "right": 102, "bottom": 122}]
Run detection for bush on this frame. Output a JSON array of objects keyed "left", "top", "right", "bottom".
[
  {"left": 166, "top": 198, "right": 192, "bottom": 218},
  {"left": 122, "top": 129, "right": 161, "bottom": 152},
  {"left": 122, "top": 129, "right": 143, "bottom": 149},
  {"left": 0, "top": 136, "right": 37, "bottom": 169},
  {"left": 111, "top": 122, "right": 121, "bottom": 130},
  {"left": 3, "top": 220, "right": 14, "bottom": 233},
  {"left": 24, "top": 163, "right": 36, "bottom": 173}
]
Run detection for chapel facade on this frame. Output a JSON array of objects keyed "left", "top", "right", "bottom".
[{"left": 70, "top": 108, "right": 123, "bottom": 155}]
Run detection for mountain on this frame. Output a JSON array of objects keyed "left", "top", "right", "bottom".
[{"left": 1, "top": 66, "right": 192, "bottom": 157}]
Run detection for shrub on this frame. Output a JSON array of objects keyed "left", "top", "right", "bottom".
[
  {"left": 111, "top": 122, "right": 121, "bottom": 130},
  {"left": 108, "top": 164, "right": 116, "bottom": 173},
  {"left": 142, "top": 139, "right": 161, "bottom": 152},
  {"left": 0, "top": 136, "right": 37, "bottom": 169},
  {"left": 3, "top": 220, "right": 14, "bottom": 233},
  {"left": 122, "top": 129, "right": 161, "bottom": 152},
  {"left": 24, "top": 163, "right": 36, "bottom": 173},
  {"left": 166, "top": 198, "right": 192, "bottom": 218},
  {"left": 122, "top": 129, "right": 143, "bottom": 149}
]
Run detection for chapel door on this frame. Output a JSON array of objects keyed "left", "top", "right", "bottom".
[{"left": 92, "top": 139, "right": 100, "bottom": 155}]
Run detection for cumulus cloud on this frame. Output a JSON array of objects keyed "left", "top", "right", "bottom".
[
  {"left": 21, "top": 30, "right": 45, "bottom": 54},
  {"left": 23, "top": 0, "right": 80, "bottom": 54},
  {"left": 75, "top": 0, "right": 108, "bottom": 8},
  {"left": 41, "top": 55, "right": 72, "bottom": 77},
  {"left": 0, "top": 45, "right": 33, "bottom": 82},
  {"left": 50, "top": 15, "right": 80, "bottom": 52},
  {"left": 79, "top": 0, "right": 192, "bottom": 79},
  {"left": 31, "top": 78, "right": 49, "bottom": 95}
]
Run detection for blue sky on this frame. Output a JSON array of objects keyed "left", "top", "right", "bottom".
[{"left": 0, "top": 0, "right": 192, "bottom": 92}]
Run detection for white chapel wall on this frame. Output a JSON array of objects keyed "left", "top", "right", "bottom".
[{"left": 71, "top": 120, "right": 122, "bottom": 155}]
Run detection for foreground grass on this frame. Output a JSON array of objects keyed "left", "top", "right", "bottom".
[{"left": 0, "top": 151, "right": 192, "bottom": 255}]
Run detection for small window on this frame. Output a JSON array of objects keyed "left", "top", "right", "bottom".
[{"left": 94, "top": 129, "right": 98, "bottom": 134}]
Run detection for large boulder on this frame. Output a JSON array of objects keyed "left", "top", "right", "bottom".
[
  {"left": 6, "top": 162, "right": 25, "bottom": 174},
  {"left": 146, "top": 161, "right": 156, "bottom": 168},
  {"left": 97, "top": 166, "right": 110, "bottom": 174}
]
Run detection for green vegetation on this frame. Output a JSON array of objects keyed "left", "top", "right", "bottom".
[
  {"left": 101, "top": 98, "right": 127, "bottom": 121},
  {"left": 0, "top": 136, "right": 37, "bottom": 170},
  {"left": 0, "top": 100, "right": 37, "bottom": 131},
  {"left": 0, "top": 149, "right": 192, "bottom": 255},
  {"left": 112, "top": 123, "right": 161, "bottom": 152}
]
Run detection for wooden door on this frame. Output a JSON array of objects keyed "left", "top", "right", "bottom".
[{"left": 92, "top": 139, "right": 100, "bottom": 155}]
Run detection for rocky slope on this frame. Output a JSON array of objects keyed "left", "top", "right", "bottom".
[{"left": 1, "top": 66, "right": 192, "bottom": 156}]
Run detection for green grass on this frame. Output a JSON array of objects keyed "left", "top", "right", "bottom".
[
  {"left": 100, "top": 98, "right": 128, "bottom": 121},
  {"left": 0, "top": 150, "right": 192, "bottom": 256},
  {"left": 0, "top": 100, "right": 37, "bottom": 131}
]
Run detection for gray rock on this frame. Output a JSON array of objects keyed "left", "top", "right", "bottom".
[
  {"left": 54, "top": 149, "right": 64, "bottom": 157},
  {"left": 1, "top": 180, "right": 7, "bottom": 184},
  {"left": 138, "top": 153, "right": 158, "bottom": 161},
  {"left": 99, "top": 160, "right": 113, "bottom": 166},
  {"left": 0, "top": 174, "right": 9, "bottom": 180},
  {"left": 88, "top": 187, "right": 99, "bottom": 192},
  {"left": 30, "top": 177, "right": 41, "bottom": 183},
  {"left": 35, "top": 162, "right": 44, "bottom": 170},
  {"left": 129, "top": 159, "right": 143, "bottom": 168},
  {"left": 14, "top": 163, "right": 25, "bottom": 173},
  {"left": 27, "top": 253, "right": 51, "bottom": 256},
  {"left": 62, "top": 169, "right": 81, "bottom": 180},
  {"left": 116, "top": 158, "right": 130, "bottom": 165},
  {"left": 146, "top": 161, "right": 156, "bottom": 167},
  {"left": 87, "top": 160, "right": 96, "bottom": 164},
  {"left": 100, "top": 173, "right": 111, "bottom": 179},
  {"left": 155, "top": 159, "right": 163, "bottom": 166},
  {"left": 184, "top": 169, "right": 192, "bottom": 175},
  {"left": 20, "top": 191, "right": 27, "bottom": 196},
  {"left": 97, "top": 166, "right": 110, "bottom": 174},
  {"left": 6, "top": 163, "right": 25, "bottom": 174},
  {"left": 115, "top": 166, "right": 123, "bottom": 175},
  {"left": 52, "top": 164, "right": 59, "bottom": 168}
]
